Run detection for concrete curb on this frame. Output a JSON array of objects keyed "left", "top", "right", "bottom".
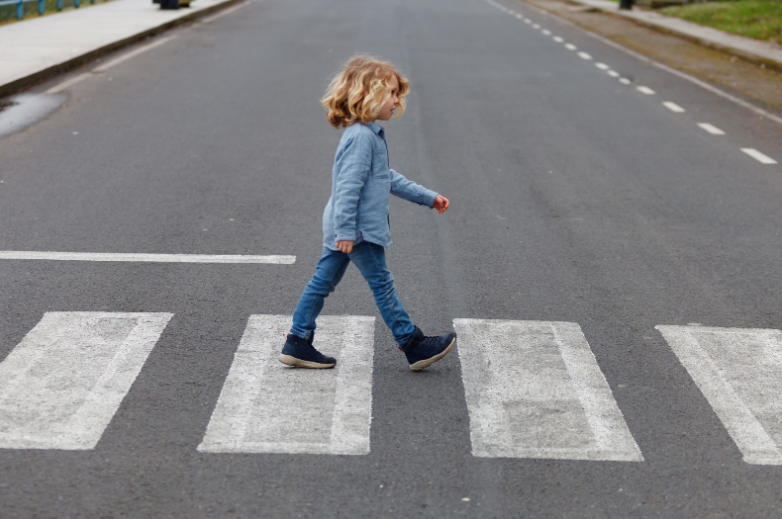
[
  {"left": 0, "top": 0, "right": 242, "bottom": 98},
  {"left": 556, "top": 0, "right": 782, "bottom": 74}
]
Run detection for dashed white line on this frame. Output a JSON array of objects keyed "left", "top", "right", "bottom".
[
  {"left": 524, "top": 19, "right": 532, "bottom": 24},
  {"left": 553, "top": 36, "right": 564, "bottom": 42},
  {"left": 619, "top": 78, "right": 632, "bottom": 85},
  {"left": 542, "top": 29, "right": 551, "bottom": 35},
  {"left": 741, "top": 149, "right": 778, "bottom": 164},
  {"left": 595, "top": 62, "right": 610, "bottom": 70},
  {"left": 93, "top": 35, "right": 177, "bottom": 73},
  {"left": 637, "top": 86, "right": 656, "bottom": 95},
  {"left": 662, "top": 101, "right": 685, "bottom": 113},
  {"left": 0, "top": 251, "right": 296, "bottom": 264},
  {"left": 533, "top": 24, "right": 541, "bottom": 29},
  {"left": 578, "top": 52, "right": 592, "bottom": 60},
  {"left": 515, "top": 13, "right": 523, "bottom": 19},
  {"left": 607, "top": 70, "right": 620, "bottom": 78},
  {"left": 565, "top": 43, "right": 577, "bottom": 51},
  {"left": 698, "top": 123, "right": 726, "bottom": 135}
]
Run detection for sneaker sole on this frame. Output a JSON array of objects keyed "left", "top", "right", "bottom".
[
  {"left": 409, "top": 337, "right": 456, "bottom": 372},
  {"left": 278, "top": 354, "right": 336, "bottom": 369}
]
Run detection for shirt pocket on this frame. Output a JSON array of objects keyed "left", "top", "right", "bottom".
[{"left": 372, "top": 146, "right": 390, "bottom": 180}]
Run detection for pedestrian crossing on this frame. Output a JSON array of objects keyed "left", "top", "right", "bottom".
[{"left": 0, "top": 313, "right": 781, "bottom": 465}]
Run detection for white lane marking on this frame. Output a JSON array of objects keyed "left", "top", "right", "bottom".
[
  {"left": 0, "top": 251, "right": 296, "bottom": 264},
  {"left": 199, "top": 0, "right": 249, "bottom": 22},
  {"left": 515, "top": 13, "right": 523, "bottom": 19},
  {"left": 93, "top": 36, "right": 176, "bottom": 73},
  {"left": 553, "top": 36, "right": 564, "bottom": 43},
  {"left": 524, "top": 19, "right": 532, "bottom": 24},
  {"left": 607, "top": 70, "right": 620, "bottom": 78},
  {"left": 565, "top": 43, "right": 577, "bottom": 51},
  {"left": 533, "top": 24, "right": 541, "bottom": 29},
  {"left": 698, "top": 122, "right": 726, "bottom": 135},
  {"left": 578, "top": 52, "right": 592, "bottom": 60},
  {"left": 198, "top": 315, "right": 375, "bottom": 455},
  {"left": 619, "top": 78, "right": 632, "bottom": 85},
  {"left": 637, "top": 86, "right": 656, "bottom": 95},
  {"left": 663, "top": 101, "right": 686, "bottom": 113},
  {"left": 542, "top": 29, "right": 551, "bottom": 35},
  {"left": 657, "top": 325, "right": 782, "bottom": 465},
  {"left": 741, "top": 149, "right": 778, "bottom": 164},
  {"left": 0, "top": 312, "right": 172, "bottom": 450},
  {"left": 595, "top": 62, "right": 610, "bottom": 70},
  {"left": 454, "top": 319, "right": 644, "bottom": 461},
  {"left": 44, "top": 72, "right": 93, "bottom": 94}
]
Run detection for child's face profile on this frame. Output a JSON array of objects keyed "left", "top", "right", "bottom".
[{"left": 375, "top": 75, "right": 400, "bottom": 122}]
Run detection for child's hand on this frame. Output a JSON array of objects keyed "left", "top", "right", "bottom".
[
  {"left": 432, "top": 194, "right": 450, "bottom": 214},
  {"left": 336, "top": 240, "right": 354, "bottom": 253}
]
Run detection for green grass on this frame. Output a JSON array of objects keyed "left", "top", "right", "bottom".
[{"left": 661, "top": 0, "right": 782, "bottom": 43}]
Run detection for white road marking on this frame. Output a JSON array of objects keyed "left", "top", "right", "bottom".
[
  {"left": 741, "top": 149, "right": 778, "bottom": 164},
  {"left": 0, "top": 312, "right": 172, "bottom": 450},
  {"left": 607, "top": 70, "right": 620, "bottom": 78},
  {"left": 565, "top": 43, "right": 577, "bottom": 51},
  {"left": 619, "top": 78, "right": 632, "bottom": 85},
  {"left": 524, "top": 19, "right": 532, "bottom": 24},
  {"left": 533, "top": 24, "right": 541, "bottom": 29},
  {"left": 542, "top": 29, "right": 551, "bottom": 35},
  {"left": 697, "top": 123, "right": 726, "bottom": 135},
  {"left": 0, "top": 251, "right": 296, "bottom": 264},
  {"left": 200, "top": 0, "right": 249, "bottom": 22},
  {"left": 553, "top": 36, "right": 564, "bottom": 43},
  {"left": 595, "top": 62, "right": 610, "bottom": 70},
  {"left": 44, "top": 72, "right": 92, "bottom": 94},
  {"left": 662, "top": 101, "right": 685, "bottom": 113},
  {"left": 198, "top": 315, "right": 376, "bottom": 455},
  {"left": 454, "top": 319, "right": 644, "bottom": 461},
  {"left": 578, "top": 52, "right": 592, "bottom": 60},
  {"left": 657, "top": 325, "right": 782, "bottom": 465},
  {"left": 93, "top": 36, "right": 176, "bottom": 73},
  {"left": 637, "top": 86, "right": 656, "bottom": 95},
  {"left": 515, "top": 13, "right": 523, "bottom": 19}
]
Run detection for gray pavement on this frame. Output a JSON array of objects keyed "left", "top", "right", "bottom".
[{"left": 1, "top": 0, "right": 782, "bottom": 517}]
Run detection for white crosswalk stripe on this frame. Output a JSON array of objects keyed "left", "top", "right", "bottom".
[
  {"left": 198, "top": 315, "right": 376, "bottom": 455},
  {"left": 657, "top": 325, "right": 782, "bottom": 465},
  {"left": 453, "top": 319, "right": 644, "bottom": 461},
  {"left": 0, "top": 312, "right": 172, "bottom": 450}
]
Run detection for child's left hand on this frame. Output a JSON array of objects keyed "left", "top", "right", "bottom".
[{"left": 433, "top": 194, "right": 450, "bottom": 214}]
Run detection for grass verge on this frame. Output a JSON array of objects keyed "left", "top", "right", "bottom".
[{"left": 661, "top": 0, "right": 782, "bottom": 43}]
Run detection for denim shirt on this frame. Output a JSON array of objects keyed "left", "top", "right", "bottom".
[{"left": 322, "top": 122, "right": 437, "bottom": 250}]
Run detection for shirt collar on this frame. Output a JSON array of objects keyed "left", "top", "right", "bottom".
[{"left": 365, "top": 121, "right": 384, "bottom": 136}]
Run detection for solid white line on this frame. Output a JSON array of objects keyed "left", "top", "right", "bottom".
[
  {"left": 0, "top": 251, "right": 296, "bottom": 264},
  {"left": 578, "top": 52, "right": 592, "bottom": 60},
  {"left": 607, "top": 70, "right": 620, "bottom": 78},
  {"left": 565, "top": 43, "right": 577, "bottom": 51},
  {"left": 595, "top": 62, "right": 610, "bottom": 70},
  {"left": 698, "top": 122, "right": 726, "bottom": 135},
  {"left": 199, "top": 1, "right": 249, "bottom": 23},
  {"left": 198, "top": 315, "right": 376, "bottom": 455},
  {"left": 0, "top": 312, "right": 172, "bottom": 449},
  {"left": 93, "top": 36, "right": 177, "bottom": 73},
  {"left": 619, "top": 78, "right": 632, "bottom": 85},
  {"left": 637, "top": 86, "right": 656, "bottom": 95},
  {"left": 741, "top": 148, "right": 778, "bottom": 164},
  {"left": 657, "top": 325, "right": 782, "bottom": 465},
  {"left": 663, "top": 101, "right": 686, "bottom": 113},
  {"left": 44, "top": 72, "right": 93, "bottom": 94},
  {"left": 454, "top": 319, "right": 644, "bottom": 461}
]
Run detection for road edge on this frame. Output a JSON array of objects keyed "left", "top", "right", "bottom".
[{"left": 0, "top": 0, "right": 244, "bottom": 99}]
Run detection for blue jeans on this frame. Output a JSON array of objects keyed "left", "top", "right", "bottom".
[{"left": 290, "top": 242, "right": 416, "bottom": 346}]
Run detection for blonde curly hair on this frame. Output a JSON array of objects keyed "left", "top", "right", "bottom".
[{"left": 321, "top": 55, "right": 411, "bottom": 128}]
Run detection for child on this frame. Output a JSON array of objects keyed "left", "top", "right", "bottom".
[{"left": 279, "top": 55, "right": 456, "bottom": 372}]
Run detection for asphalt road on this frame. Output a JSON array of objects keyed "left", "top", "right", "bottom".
[{"left": 1, "top": 0, "right": 782, "bottom": 516}]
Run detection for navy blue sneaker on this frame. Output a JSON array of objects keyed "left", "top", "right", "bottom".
[
  {"left": 279, "top": 333, "right": 336, "bottom": 369},
  {"left": 401, "top": 326, "right": 457, "bottom": 371}
]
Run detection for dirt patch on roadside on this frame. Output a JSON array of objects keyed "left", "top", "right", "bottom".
[{"left": 519, "top": 0, "right": 782, "bottom": 111}]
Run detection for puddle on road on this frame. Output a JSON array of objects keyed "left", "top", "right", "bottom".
[{"left": 0, "top": 93, "right": 66, "bottom": 138}]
